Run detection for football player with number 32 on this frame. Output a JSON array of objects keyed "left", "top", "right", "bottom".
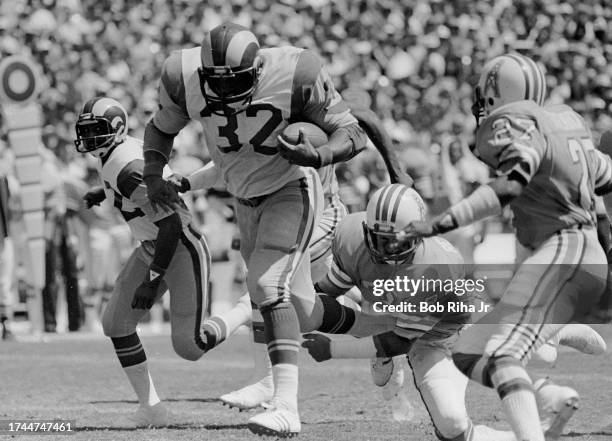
[
  {"left": 142, "top": 22, "right": 367, "bottom": 437},
  {"left": 394, "top": 53, "right": 612, "bottom": 441}
]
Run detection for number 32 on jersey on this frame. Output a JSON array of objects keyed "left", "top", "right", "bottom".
[{"left": 200, "top": 103, "right": 283, "bottom": 156}]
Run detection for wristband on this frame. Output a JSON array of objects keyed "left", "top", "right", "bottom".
[
  {"left": 448, "top": 184, "right": 502, "bottom": 227},
  {"left": 146, "top": 263, "right": 166, "bottom": 285},
  {"left": 317, "top": 145, "right": 334, "bottom": 167}
]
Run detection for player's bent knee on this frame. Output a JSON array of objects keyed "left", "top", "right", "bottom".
[
  {"left": 171, "top": 334, "right": 204, "bottom": 361},
  {"left": 247, "top": 275, "right": 281, "bottom": 306}
]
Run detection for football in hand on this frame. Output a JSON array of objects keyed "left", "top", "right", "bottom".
[{"left": 281, "top": 122, "right": 329, "bottom": 147}]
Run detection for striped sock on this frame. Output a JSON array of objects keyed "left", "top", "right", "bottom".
[
  {"left": 111, "top": 332, "right": 146, "bottom": 368},
  {"left": 111, "top": 333, "right": 159, "bottom": 407},
  {"left": 489, "top": 356, "right": 544, "bottom": 441},
  {"left": 201, "top": 293, "right": 251, "bottom": 351},
  {"left": 262, "top": 300, "right": 300, "bottom": 410}
]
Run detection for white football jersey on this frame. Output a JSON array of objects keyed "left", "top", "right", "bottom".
[
  {"left": 97, "top": 136, "right": 192, "bottom": 241},
  {"left": 153, "top": 45, "right": 356, "bottom": 200}
]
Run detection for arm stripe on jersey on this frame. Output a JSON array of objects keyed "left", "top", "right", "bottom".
[
  {"left": 161, "top": 51, "right": 188, "bottom": 115},
  {"left": 290, "top": 50, "right": 322, "bottom": 121},
  {"left": 116, "top": 159, "right": 144, "bottom": 198}
]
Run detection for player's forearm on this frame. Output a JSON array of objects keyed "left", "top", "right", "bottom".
[
  {"left": 187, "top": 161, "right": 220, "bottom": 191},
  {"left": 151, "top": 212, "right": 182, "bottom": 272},
  {"left": 352, "top": 107, "right": 412, "bottom": 186},
  {"left": 143, "top": 120, "right": 176, "bottom": 181},
  {"left": 432, "top": 176, "right": 519, "bottom": 234},
  {"left": 317, "top": 124, "right": 366, "bottom": 167},
  {"left": 329, "top": 332, "right": 413, "bottom": 359}
]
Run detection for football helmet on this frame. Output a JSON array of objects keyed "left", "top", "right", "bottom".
[
  {"left": 472, "top": 53, "right": 546, "bottom": 126},
  {"left": 74, "top": 97, "right": 127, "bottom": 158},
  {"left": 363, "top": 184, "right": 426, "bottom": 265},
  {"left": 198, "top": 22, "right": 261, "bottom": 116}
]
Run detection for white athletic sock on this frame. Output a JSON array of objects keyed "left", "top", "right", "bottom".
[
  {"left": 124, "top": 361, "right": 160, "bottom": 407},
  {"left": 272, "top": 363, "right": 298, "bottom": 411},
  {"left": 247, "top": 341, "right": 274, "bottom": 390},
  {"left": 501, "top": 390, "right": 544, "bottom": 441},
  {"left": 216, "top": 293, "right": 252, "bottom": 336},
  {"left": 490, "top": 358, "right": 544, "bottom": 441}
]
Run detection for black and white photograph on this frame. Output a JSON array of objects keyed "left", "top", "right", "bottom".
[{"left": 1, "top": 0, "right": 612, "bottom": 439}]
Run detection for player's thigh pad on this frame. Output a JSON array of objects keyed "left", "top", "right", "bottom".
[
  {"left": 102, "top": 247, "right": 166, "bottom": 337},
  {"left": 408, "top": 339, "right": 470, "bottom": 440},
  {"left": 246, "top": 173, "right": 323, "bottom": 306},
  {"left": 165, "top": 229, "right": 211, "bottom": 361}
]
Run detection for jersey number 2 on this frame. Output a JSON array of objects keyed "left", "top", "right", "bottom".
[
  {"left": 200, "top": 103, "right": 282, "bottom": 155},
  {"left": 568, "top": 137, "right": 595, "bottom": 212}
]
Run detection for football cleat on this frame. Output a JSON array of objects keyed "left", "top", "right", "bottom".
[
  {"left": 127, "top": 402, "right": 173, "bottom": 428},
  {"left": 556, "top": 324, "right": 606, "bottom": 355},
  {"left": 534, "top": 378, "right": 579, "bottom": 440},
  {"left": 247, "top": 400, "right": 300, "bottom": 438},
  {"left": 370, "top": 357, "right": 395, "bottom": 387},
  {"left": 382, "top": 359, "right": 405, "bottom": 402},
  {"left": 219, "top": 377, "right": 274, "bottom": 411}
]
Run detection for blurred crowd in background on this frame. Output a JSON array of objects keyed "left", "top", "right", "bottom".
[{"left": 0, "top": 0, "right": 611, "bottom": 334}]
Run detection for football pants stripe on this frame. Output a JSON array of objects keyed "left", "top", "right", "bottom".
[
  {"left": 522, "top": 228, "right": 586, "bottom": 359},
  {"left": 276, "top": 169, "right": 320, "bottom": 300},
  {"left": 492, "top": 231, "right": 566, "bottom": 358},
  {"left": 180, "top": 226, "right": 211, "bottom": 351}
]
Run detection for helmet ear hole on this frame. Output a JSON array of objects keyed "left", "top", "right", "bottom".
[{"left": 488, "top": 97, "right": 495, "bottom": 106}]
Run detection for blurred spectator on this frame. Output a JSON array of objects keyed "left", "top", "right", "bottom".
[{"left": 40, "top": 146, "right": 83, "bottom": 333}]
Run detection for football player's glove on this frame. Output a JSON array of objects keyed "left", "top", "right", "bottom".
[
  {"left": 131, "top": 265, "right": 164, "bottom": 310},
  {"left": 277, "top": 128, "right": 321, "bottom": 167},
  {"left": 167, "top": 173, "right": 191, "bottom": 193},
  {"left": 144, "top": 175, "right": 181, "bottom": 212},
  {"left": 83, "top": 187, "right": 106, "bottom": 208},
  {"left": 301, "top": 333, "right": 332, "bottom": 362}
]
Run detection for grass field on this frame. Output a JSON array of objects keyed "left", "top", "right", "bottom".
[{"left": 2, "top": 326, "right": 612, "bottom": 441}]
